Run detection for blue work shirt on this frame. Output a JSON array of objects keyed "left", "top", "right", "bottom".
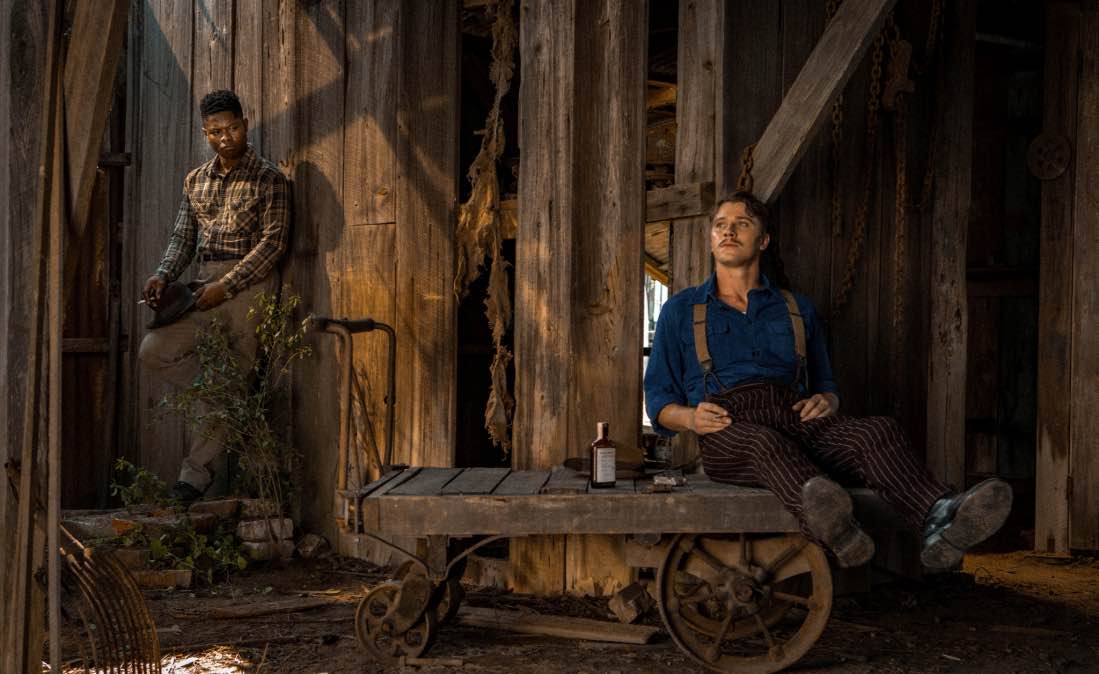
[{"left": 644, "top": 274, "right": 838, "bottom": 435}]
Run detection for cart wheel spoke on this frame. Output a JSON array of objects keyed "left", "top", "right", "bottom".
[
  {"left": 657, "top": 533, "right": 833, "bottom": 674},
  {"left": 773, "top": 591, "right": 814, "bottom": 609}
]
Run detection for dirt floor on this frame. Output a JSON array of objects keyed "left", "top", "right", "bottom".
[{"left": 62, "top": 548, "right": 1099, "bottom": 673}]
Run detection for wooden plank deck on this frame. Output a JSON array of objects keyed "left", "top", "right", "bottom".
[{"left": 354, "top": 468, "right": 903, "bottom": 537}]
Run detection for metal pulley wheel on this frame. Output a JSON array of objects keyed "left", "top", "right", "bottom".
[
  {"left": 1027, "top": 133, "right": 1072, "bottom": 180},
  {"left": 657, "top": 533, "right": 833, "bottom": 673},
  {"left": 355, "top": 582, "right": 437, "bottom": 664}
]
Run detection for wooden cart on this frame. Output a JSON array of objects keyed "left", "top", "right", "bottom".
[{"left": 342, "top": 465, "right": 898, "bottom": 673}]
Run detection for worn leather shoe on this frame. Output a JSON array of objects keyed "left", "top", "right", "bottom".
[
  {"left": 801, "top": 476, "right": 876, "bottom": 568},
  {"left": 921, "top": 478, "right": 1013, "bottom": 570},
  {"left": 169, "top": 480, "right": 203, "bottom": 506}
]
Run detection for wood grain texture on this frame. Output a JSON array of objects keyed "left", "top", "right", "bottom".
[
  {"left": 0, "top": 0, "right": 11, "bottom": 612},
  {"left": 749, "top": 0, "right": 896, "bottom": 202},
  {"left": 368, "top": 489, "right": 798, "bottom": 536},
  {"left": 341, "top": 0, "right": 399, "bottom": 481},
  {"left": 191, "top": 0, "right": 234, "bottom": 165},
  {"left": 513, "top": 0, "right": 576, "bottom": 469},
  {"left": 62, "top": 0, "right": 128, "bottom": 236},
  {"left": 1069, "top": 6, "right": 1099, "bottom": 551},
  {"left": 287, "top": 0, "right": 346, "bottom": 536},
  {"left": 126, "top": 0, "right": 194, "bottom": 482},
  {"left": 345, "top": 0, "right": 398, "bottom": 225},
  {"left": 387, "top": 467, "right": 462, "bottom": 496},
  {"left": 233, "top": 0, "right": 264, "bottom": 153},
  {"left": 671, "top": 0, "right": 723, "bottom": 293},
  {"left": 492, "top": 469, "right": 551, "bottom": 495},
  {"left": 1034, "top": 3, "right": 1079, "bottom": 554},
  {"left": 441, "top": 467, "right": 510, "bottom": 495},
  {"left": 646, "top": 182, "right": 715, "bottom": 223},
  {"left": 394, "top": 0, "right": 459, "bottom": 467},
  {"left": 926, "top": 0, "right": 974, "bottom": 488}
]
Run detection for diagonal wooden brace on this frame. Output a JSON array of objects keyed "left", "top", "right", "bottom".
[{"left": 748, "top": 0, "right": 897, "bottom": 202}]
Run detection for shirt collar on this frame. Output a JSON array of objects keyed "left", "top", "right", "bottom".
[
  {"left": 203, "top": 144, "right": 258, "bottom": 178},
  {"left": 694, "top": 272, "right": 777, "bottom": 303}
]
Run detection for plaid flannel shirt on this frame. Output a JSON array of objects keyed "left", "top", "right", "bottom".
[{"left": 155, "top": 145, "right": 289, "bottom": 297}]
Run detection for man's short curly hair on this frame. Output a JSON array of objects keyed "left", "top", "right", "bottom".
[{"left": 199, "top": 90, "right": 243, "bottom": 120}]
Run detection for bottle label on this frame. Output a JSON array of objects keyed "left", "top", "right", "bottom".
[{"left": 594, "top": 447, "right": 616, "bottom": 484}]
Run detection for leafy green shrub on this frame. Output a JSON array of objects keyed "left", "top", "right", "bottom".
[{"left": 110, "top": 458, "right": 170, "bottom": 506}]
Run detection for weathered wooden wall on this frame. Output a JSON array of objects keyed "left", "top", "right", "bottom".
[{"left": 123, "top": 0, "right": 459, "bottom": 537}]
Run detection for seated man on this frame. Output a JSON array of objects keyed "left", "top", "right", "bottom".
[{"left": 644, "top": 191, "right": 1011, "bottom": 569}]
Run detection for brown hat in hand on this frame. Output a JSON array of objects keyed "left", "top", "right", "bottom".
[{"left": 145, "top": 281, "right": 197, "bottom": 329}]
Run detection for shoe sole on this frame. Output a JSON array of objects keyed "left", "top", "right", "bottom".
[
  {"left": 921, "top": 478, "right": 1013, "bottom": 570},
  {"left": 801, "top": 477, "right": 876, "bottom": 568}
]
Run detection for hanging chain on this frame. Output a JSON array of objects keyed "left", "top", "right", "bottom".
[
  {"left": 830, "top": 20, "right": 888, "bottom": 318},
  {"left": 736, "top": 143, "right": 756, "bottom": 193},
  {"left": 890, "top": 64, "right": 909, "bottom": 415},
  {"left": 827, "top": 0, "right": 845, "bottom": 239}
]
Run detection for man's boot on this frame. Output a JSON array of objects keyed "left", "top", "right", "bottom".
[
  {"left": 801, "top": 476, "right": 876, "bottom": 568},
  {"left": 921, "top": 478, "right": 1012, "bottom": 570}
]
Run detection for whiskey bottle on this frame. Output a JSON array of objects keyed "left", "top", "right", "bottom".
[{"left": 590, "top": 421, "right": 616, "bottom": 488}]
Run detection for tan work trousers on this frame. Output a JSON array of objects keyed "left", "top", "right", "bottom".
[{"left": 137, "top": 260, "right": 276, "bottom": 491}]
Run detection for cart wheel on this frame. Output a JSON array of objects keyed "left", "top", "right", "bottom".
[
  {"left": 355, "top": 582, "right": 437, "bottom": 664},
  {"left": 657, "top": 533, "right": 832, "bottom": 674}
]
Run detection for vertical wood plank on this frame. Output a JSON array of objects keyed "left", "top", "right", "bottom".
[
  {"left": 233, "top": 0, "right": 265, "bottom": 154},
  {"left": 1069, "top": 6, "right": 1099, "bottom": 551},
  {"left": 342, "top": 0, "right": 399, "bottom": 481},
  {"left": 565, "top": 0, "right": 646, "bottom": 596},
  {"left": 261, "top": 0, "right": 296, "bottom": 168},
  {"left": 395, "top": 0, "right": 459, "bottom": 467},
  {"left": 287, "top": 0, "right": 345, "bottom": 535},
  {"left": 671, "top": 0, "right": 722, "bottom": 293},
  {"left": 126, "top": 0, "right": 194, "bottom": 482},
  {"left": 1034, "top": 2, "right": 1079, "bottom": 554},
  {"left": 514, "top": 0, "right": 576, "bottom": 471},
  {"left": 191, "top": 0, "right": 234, "bottom": 164},
  {"left": 512, "top": 0, "right": 577, "bottom": 595},
  {"left": 346, "top": 0, "right": 398, "bottom": 226},
  {"left": 926, "top": 0, "right": 975, "bottom": 487},
  {"left": 0, "top": 0, "right": 14, "bottom": 616}
]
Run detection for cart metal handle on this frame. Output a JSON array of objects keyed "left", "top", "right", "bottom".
[{"left": 310, "top": 315, "right": 397, "bottom": 483}]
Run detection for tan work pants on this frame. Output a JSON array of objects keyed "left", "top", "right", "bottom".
[{"left": 137, "top": 260, "right": 276, "bottom": 491}]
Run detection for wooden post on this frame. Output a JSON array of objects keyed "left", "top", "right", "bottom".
[
  {"left": 926, "top": 0, "right": 975, "bottom": 488},
  {"left": 514, "top": 0, "right": 646, "bottom": 595},
  {"left": 1034, "top": 2, "right": 1080, "bottom": 555},
  {"left": 394, "top": 0, "right": 460, "bottom": 468},
  {"left": 1069, "top": 6, "right": 1099, "bottom": 551}
]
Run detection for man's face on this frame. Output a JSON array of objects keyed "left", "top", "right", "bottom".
[
  {"left": 202, "top": 111, "right": 248, "bottom": 161},
  {"left": 710, "top": 200, "right": 769, "bottom": 268}
]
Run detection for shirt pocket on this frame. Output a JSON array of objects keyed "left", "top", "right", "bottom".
[
  {"left": 189, "top": 196, "right": 221, "bottom": 227},
  {"left": 763, "top": 319, "right": 795, "bottom": 364},
  {"left": 226, "top": 194, "right": 262, "bottom": 233}
]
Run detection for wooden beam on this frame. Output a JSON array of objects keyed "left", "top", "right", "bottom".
[
  {"left": 645, "top": 181, "right": 714, "bottom": 223},
  {"left": 1069, "top": 6, "right": 1099, "bottom": 551},
  {"left": 748, "top": 0, "right": 896, "bottom": 202},
  {"left": 395, "top": 0, "right": 460, "bottom": 466},
  {"left": 62, "top": 0, "right": 128, "bottom": 235},
  {"left": 926, "top": 0, "right": 975, "bottom": 488}
]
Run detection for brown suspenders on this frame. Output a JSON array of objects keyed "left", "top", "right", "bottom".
[{"left": 693, "top": 288, "right": 808, "bottom": 392}]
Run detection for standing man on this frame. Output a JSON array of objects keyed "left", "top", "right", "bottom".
[
  {"left": 644, "top": 192, "right": 1011, "bottom": 569},
  {"left": 139, "top": 90, "right": 289, "bottom": 504}
]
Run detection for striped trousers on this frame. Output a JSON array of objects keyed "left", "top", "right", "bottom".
[{"left": 698, "top": 382, "right": 950, "bottom": 533}]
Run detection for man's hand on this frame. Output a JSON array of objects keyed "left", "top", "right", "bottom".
[
  {"left": 142, "top": 275, "right": 167, "bottom": 309},
  {"left": 692, "top": 402, "right": 732, "bottom": 435},
  {"left": 793, "top": 392, "right": 839, "bottom": 422},
  {"left": 193, "top": 280, "right": 229, "bottom": 310}
]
